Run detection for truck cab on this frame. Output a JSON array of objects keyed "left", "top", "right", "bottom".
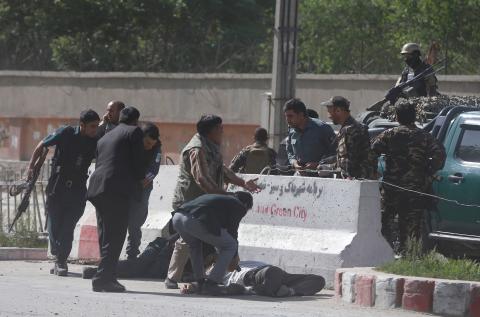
[{"left": 429, "top": 110, "right": 480, "bottom": 248}]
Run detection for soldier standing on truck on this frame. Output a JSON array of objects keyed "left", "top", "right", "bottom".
[
  {"left": 372, "top": 102, "right": 446, "bottom": 253},
  {"left": 396, "top": 43, "right": 439, "bottom": 98}
]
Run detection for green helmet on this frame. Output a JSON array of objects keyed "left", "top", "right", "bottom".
[{"left": 400, "top": 43, "right": 421, "bottom": 55}]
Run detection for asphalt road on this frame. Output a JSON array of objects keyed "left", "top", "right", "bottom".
[{"left": 0, "top": 261, "right": 428, "bottom": 317}]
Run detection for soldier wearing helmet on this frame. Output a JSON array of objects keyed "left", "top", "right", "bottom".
[{"left": 395, "top": 43, "right": 438, "bottom": 97}]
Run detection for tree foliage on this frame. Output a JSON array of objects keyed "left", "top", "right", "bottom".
[
  {"left": 0, "top": 0, "right": 273, "bottom": 72},
  {"left": 298, "top": 0, "right": 480, "bottom": 74},
  {"left": 0, "top": 0, "right": 479, "bottom": 74}
]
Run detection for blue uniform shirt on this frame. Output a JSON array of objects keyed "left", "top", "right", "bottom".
[
  {"left": 42, "top": 126, "right": 80, "bottom": 147},
  {"left": 42, "top": 126, "right": 97, "bottom": 194},
  {"left": 145, "top": 141, "right": 162, "bottom": 182},
  {"left": 286, "top": 118, "right": 336, "bottom": 165}
]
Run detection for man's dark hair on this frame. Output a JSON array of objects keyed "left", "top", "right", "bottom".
[
  {"left": 119, "top": 106, "right": 140, "bottom": 125},
  {"left": 196, "top": 114, "right": 222, "bottom": 136},
  {"left": 234, "top": 191, "right": 253, "bottom": 210},
  {"left": 254, "top": 127, "right": 268, "bottom": 143},
  {"left": 141, "top": 122, "right": 160, "bottom": 140},
  {"left": 80, "top": 109, "right": 100, "bottom": 124},
  {"left": 395, "top": 102, "right": 416, "bottom": 125},
  {"left": 306, "top": 108, "right": 319, "bottom": 119},
  {"left": 283, "top": 98, "right": 307, "bottom": 115}
]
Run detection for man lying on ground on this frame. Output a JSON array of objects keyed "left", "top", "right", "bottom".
[{"left": 181, "top": 261, "right": 325, "bottom": 297}]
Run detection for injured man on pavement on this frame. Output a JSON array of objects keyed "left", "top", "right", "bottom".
[{"left": 181, "top": 260, "right": 325, "bottom": 297}]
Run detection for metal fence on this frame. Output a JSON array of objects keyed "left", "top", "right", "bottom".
[{"left": 0, "top": 161, "right": 50, "bottom": 234}]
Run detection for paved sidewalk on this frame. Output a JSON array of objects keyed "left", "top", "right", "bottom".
[{"left": 0, "top": 261, "right": 429, "bottom": 317}]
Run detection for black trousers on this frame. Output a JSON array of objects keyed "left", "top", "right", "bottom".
[
  {"left": 249, "top": 266, "right": 325, "bottom": 296},
  {"left": 90, "top": 193, "right": 129, "bottom": 284},
  {"left": 47, "top": 193, "right": 86, "bottom": 262}
]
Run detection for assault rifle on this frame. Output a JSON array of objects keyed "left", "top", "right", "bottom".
[
  {"left": 8, "top": 147, "right": 49, "bottom": 232},
  {"left": 367, "top": 59, "right": 446, "bottom": 112}
]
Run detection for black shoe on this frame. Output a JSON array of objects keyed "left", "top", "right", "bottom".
[
  {"left": 200, "top": 279, "right": 224, "bottom": 296},
  {"left": 111, "top": 280, "right": 126, "bottom": 291},
  {"left": 165, "top": 277, "right": 179, "bottom": 289},
  {"left": 54, "top": 261, "right": 68, "bottom": 277},
  {"left": 82, "top": 267, "right": 97, "bottom": 279},
  {"left": 92, "top": 281, "right": 126, "bottom": 293}
]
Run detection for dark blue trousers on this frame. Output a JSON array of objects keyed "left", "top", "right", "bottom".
[{"left": 47, "top": 193, "right": 86, "bottom": 262}]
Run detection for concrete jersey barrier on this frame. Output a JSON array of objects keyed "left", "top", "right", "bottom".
[
  {"left": 234, "top": 174, "right": 394, "bottom": 287},
  {"left": 71, "top": 165, "right": 394, "bottom": 287}
]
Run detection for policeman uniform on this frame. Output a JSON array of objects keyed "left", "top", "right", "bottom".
[{"left": 43, "top": 126, "right": 97, "bottom": 265}]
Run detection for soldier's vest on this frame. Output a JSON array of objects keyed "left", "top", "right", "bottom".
[
  {"left": 244, "top": 144, "right": 272, "bottom": 174},
  {"left": 172, "top": 134, "right": 224, "bottom": 209},
  {"left": 400, "top": 62, "right": 434, "bottom": 97}
]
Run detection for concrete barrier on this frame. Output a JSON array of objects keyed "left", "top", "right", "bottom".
[
  {"left": 233, "top": 174, "right": 394, "bottom": 288},
  {"left": 71, "top": 166, "right": 394, "bottom": 287}
]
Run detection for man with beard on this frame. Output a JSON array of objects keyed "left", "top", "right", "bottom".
[
  {"left": 165, "top": 114, "right": 260, "bottom": 289},
  {"left": 284, "top": 98, "right": 336, "bottom": 176},
  {"left": 319, "top": 96, "right": 376, "bottom": 179}
]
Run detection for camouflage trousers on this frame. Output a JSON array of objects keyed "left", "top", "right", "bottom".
[{"left": 381, "top": 185, "right": 431, "bottom": 254}]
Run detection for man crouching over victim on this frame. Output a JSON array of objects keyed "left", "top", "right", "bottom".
[{"left": 172, "top": 192, "right": 253, "bottom": 296}]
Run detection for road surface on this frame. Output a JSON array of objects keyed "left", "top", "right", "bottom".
[{"left": 0, "top": 261, "right": 428, "bottom": 317}]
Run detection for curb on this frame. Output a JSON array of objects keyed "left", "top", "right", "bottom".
[
  {"left": 335, "top": 267, "right": 480, "bottom": 317},
  {"left": 0, "top": 247, "right": 48, "bottom": 261}
]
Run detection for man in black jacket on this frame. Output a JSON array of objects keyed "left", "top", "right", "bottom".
[
  {"left": 172, "top": 192, "right": 253, "bottom": 295},
  {"left": 87, "top": 106, "right": 146, "bottom": 292}
]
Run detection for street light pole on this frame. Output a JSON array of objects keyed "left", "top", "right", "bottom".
[{"left": 267, "top": 0, "right": 299, "bottom": 150}]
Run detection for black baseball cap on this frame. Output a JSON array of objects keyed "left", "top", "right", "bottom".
[{"left": 320, "top": 96, "right": 350, "bottom": 111}]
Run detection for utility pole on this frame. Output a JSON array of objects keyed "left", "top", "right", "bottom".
[{"left": 266, "top": 0, "right": 299, "bottom": 150}]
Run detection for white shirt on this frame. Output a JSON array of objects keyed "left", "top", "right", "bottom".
[{"left": 222, "top": 261, "right": 269, "bottom": 286}]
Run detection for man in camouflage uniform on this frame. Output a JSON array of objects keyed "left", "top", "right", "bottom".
[
  {"left": 229, "top": 127, "right": 277, "bottom": 174},
  {"left": 372, "top": 101, "right": 446, "bottom": 253},
  {"left": 396, "top": 43, "right": 438, "bottom": 98},
  {"left": 319, "top": 96, "right": 376, "bottom": 179}
]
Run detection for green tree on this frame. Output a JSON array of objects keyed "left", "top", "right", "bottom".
[{"left": 298, "top": 0, "right": 480, "bottom": 74}]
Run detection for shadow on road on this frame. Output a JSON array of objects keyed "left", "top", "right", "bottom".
[{"left": 125, "top": 289, "right": 332, "bottom": 302}]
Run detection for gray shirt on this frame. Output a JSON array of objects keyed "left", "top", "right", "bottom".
[
  {"left": 286, "top": 118, "right": 336, "bottom": 165},
  {"left": 222, "top": 261, "right": 269, "bottom": 286}
]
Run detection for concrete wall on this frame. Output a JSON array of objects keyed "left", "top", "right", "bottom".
[
  {"left": 1, "top": 71, "right": 480, "bottom": 121},
  {"left": 1, "top": 71, "right": 479, "bottom": 161}
]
